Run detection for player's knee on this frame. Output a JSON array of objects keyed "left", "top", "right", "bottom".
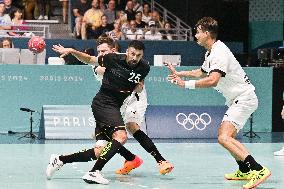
[
  {"left": 94, "top": 140, "right": 108, "bottom": 157},
  {"left": 126, "top": 122, "right": 140, "bottom": 134},
  {"left": 113, "top": 130, "right": 128, "bottom": 144},
  {"left": 218, "top": 134, "right": 230, "bottom": 146}
]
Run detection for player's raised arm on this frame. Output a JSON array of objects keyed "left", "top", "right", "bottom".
[{"left": 52, "top": 44, "right": 99, "bottom": 65}]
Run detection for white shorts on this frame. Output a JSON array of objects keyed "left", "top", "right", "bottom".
[
  {"left": 222, "top": 91, "right": 258, "bottom": 132},
  {"left": 120, "top": 88, "right": 148, "bottom": 126}
]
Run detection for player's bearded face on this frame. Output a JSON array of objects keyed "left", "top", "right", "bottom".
[{"left": 126, "top": 47, "right": 143, "bottom": 68}]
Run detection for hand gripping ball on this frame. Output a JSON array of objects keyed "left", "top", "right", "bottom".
[{"left": 28, "top": 36, "right": 46, "bottom": 53}]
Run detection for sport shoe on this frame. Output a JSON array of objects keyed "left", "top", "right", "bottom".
[
  {"left": 46, "top": 154, "right": 64, "bottom": 180},
  {"left": 224, "top": 169, "right": 253, "bottom": 180},
  {"left": 44, "top": 15, "right": 48, "bottom": 20},
  {"left": 274, "top": 147, "right": 284, "bottom": 156},
  {"left": 242, "top": 167, "right": 271, "bottom": 189},
  {"left": 158, "top": 161, "right": 174, "bottom": 175},
  {"left": 115, "top": 156, "right": 143, "bottom": 175},
  {"left": 82, "top": 170, "right": 109, "bottom": 185}
]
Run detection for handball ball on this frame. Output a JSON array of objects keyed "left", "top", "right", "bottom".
[{"left": 28, "top": 36, "right": 46, "bottom": 53}]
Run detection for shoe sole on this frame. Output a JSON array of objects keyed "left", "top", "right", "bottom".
[
  {"left": 225, "top": 177, "right": 250, "bottom": 181},
  {"left": 242, "top": 171, "right": 271, "bottom": 189},
  {"left": 83, "top": 178, "right": 108, "bottom": 185}
]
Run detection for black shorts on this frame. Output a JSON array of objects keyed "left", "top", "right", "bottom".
[
  {"left": 94, "top": 122, "right": 126, "bottom": 141},
  {"left": 91, "top": 88, "right": 129, "bottom": 140}
]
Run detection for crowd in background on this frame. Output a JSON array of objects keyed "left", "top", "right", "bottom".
[
  {"left": 73, "top": 0, "right": 177, "bottom": 40},
  {"left": 0, "top": 0, "right": 180, "bottom": 40}
]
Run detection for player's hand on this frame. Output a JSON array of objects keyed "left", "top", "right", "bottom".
[
  {"left": 167, "top": 75, "right": 185, "bottom": 88},
  {"left": 164, "top": 62, "right": 177, "bottom": 74},
  {"left": 95, "top": 66, "right": 106, "bottom": 75},
  {"left": 52, "top": 44, "right": 73, "bottom": 58},
  {"left": 134, "top": 82, "right": 144, "bottom": 93}
]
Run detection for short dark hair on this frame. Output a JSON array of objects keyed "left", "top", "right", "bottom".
[
  {"left": 195, "top": 17, "right": 218, "bottom": 39},
  {"left": 128, "top": 40, "right": 145, "bottom": 51},
  {"left": 96, "top": 35, "right": 115, "bottom": 48}
]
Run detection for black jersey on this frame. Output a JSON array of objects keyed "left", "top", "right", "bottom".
[{"left": 98, "top": 53, "right": 150, "bottom": 93}]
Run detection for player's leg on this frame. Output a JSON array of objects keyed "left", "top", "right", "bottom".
[
  {"left": 83, "top": 126, "right": 128, "bottom": 185},
  {"left": 45, "top": 126, "right": 107, "bottom": 180},
  {"left": 219, "top": 94, "right": 271, "bottom": 188},
  {"left": 120, "top": 90, "right": 173, "bottom": 175},
  {"left": 83, "top": 101, "right": 129, "bottom": 184}
]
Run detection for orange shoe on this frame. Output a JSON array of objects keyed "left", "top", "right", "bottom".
[
  {"left": 158, "top": 161, "right": 174, "bottom": 175},
  {"left": 115, "top": 156, "right": 143, "bottom": 175}
]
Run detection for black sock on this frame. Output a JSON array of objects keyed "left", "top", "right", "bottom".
[
  {"left": 244, "top": 155, "right": 263, "bottom": 171},
  {"left": 118, "top": 146, "right": 136, "bottom": 161},
  {"left": 133, "top": 129, "right": 166, "bottom": 163},
  {"left": 236, "top": 160, "right": 250, "bottom": 173},
  {"left": 91, "top": 139, "right": 122, "bottom": 171},
  {"left": 59, "top": 148, "right": 97, "bottom": 164}
]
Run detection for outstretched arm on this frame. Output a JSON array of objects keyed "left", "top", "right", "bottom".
[
  {"left": 164, "top": 62, "right": 206, "bottom": 78},
  {"left": 52, "top": 44, "right": 98, "bottom": 65},
  {"left": 168, "top": 71, "right": 221, "bottom": 89}
]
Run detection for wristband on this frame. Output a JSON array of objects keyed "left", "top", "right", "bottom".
[{"left": 184, "top": 80, "right": 196, "bottom": 89}]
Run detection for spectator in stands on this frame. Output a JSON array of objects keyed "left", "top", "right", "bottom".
[
  {"left": 0, "top": 37, "right": 13, "bottom": 48},
  {"left": 37, "top": 0, "right": 51, "bottom": 20},
  {"left": 160, "top": 21, "right": 176, "bottom": 40},
  {"left": 9, "top": 8, "right": 27, "bottom": 36},
  {"left": 141, "top": 2, "right": 151, "bottom": 24},
  {"left": 144, "top": 20, "right": 162, "bottom": 40},
  {"left": 124, "top": 0, "right": 135, "bottom": 21},
  {"left": 125, "top": 19, "right": 142, "bottom": 40},
  {"left": 108, "top": 19, "right": 125, "bottom": 40},
  {"left": 4, "top": 0, "right": 17, "bottom": 15},
  {"left": 59, "top": 0, "right": 68, "bottom": 23},
  {"left": 72, "top": 0, "right": 91, "bottom": 38},
  {"left": 98, "top": 0, "right": 106, "bottom": 11},
  {"left": 0, "top": 1, "right": 12, "bottom": 37},
  {"left": 151, "top": 10, "right": 164, "bottom": 28},
  {"left": 117, "top": 10, "right": 128, "bottom": 32},
  {"left": 81, "top": 0, "right": 103, "bottom": 39},
  {"left": 24, "top": 0, "right": 36, "bottom": 20},
  {"left": 103, "top": 0, "right": 116, "bottom": 25},
  {"left": 135, "top": 11, "right": 146, "bottom": 29},
  {"left": 93, "top": 14, "right": 113, "bottom": 39},
  {"left": 132, "top": 0, "right": 142, "bottom": 12}
]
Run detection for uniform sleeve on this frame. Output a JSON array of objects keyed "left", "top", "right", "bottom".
[
  {"left": 97, "top": 53, "right": 117, "bottom": 68},
  {"left": 207, "top": 55, "right": 228, "bottom": 77}
]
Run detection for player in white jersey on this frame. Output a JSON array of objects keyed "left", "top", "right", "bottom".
[{"left": 165, "top": 17, "right": 270, "bottom": 189}]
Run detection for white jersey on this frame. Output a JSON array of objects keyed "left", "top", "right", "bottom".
[{"left": 201, "top": 40, "right": 255, "bottom": 105}]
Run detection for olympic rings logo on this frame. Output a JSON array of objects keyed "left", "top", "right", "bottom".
[{"left": 176, "top": 113, "right": 212, "bottom": 131}]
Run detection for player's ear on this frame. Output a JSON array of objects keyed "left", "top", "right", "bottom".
[{"left": 111, "top": 48, "right": 116, "bottom": 52}]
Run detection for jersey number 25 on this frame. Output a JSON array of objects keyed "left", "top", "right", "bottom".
[{"left": 128, "top": 72, "right": 141, "bottom": 83}]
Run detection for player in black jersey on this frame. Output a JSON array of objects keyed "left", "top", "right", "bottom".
[{"left": 47, "top": 38, "right": 173, "bottom": 184}]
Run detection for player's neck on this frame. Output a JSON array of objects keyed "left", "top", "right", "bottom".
[{"left": 205, "top": 38, "right": 216, "bottom": 51}]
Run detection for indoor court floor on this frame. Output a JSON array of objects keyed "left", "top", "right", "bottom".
[{"left": 1, "top": 133, "right": 284, "bottom": 189}]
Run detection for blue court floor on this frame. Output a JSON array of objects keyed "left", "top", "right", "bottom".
[{"left": 0, "top": 133, "right": 284, "bottom": 189}]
